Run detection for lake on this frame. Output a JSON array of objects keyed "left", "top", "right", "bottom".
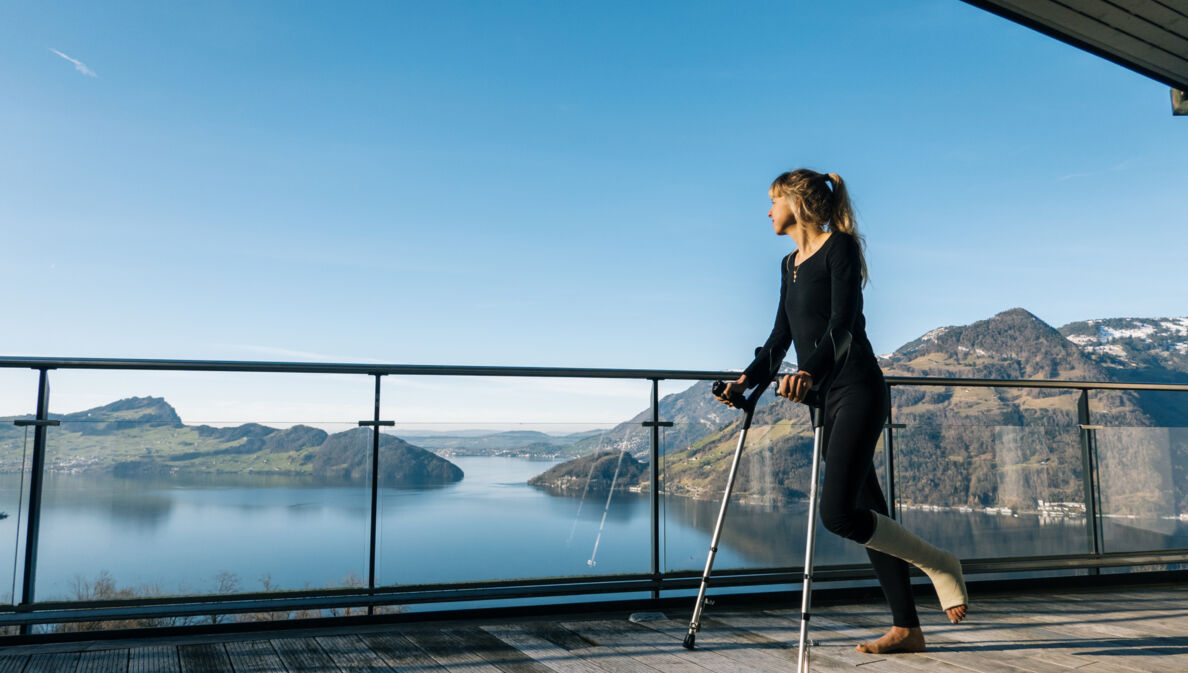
[{"left": 0, "top": 456, "right": 1183, "bottom": 603}]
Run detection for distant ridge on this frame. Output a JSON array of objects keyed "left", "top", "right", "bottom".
[
  {"left": 528, "top": 451, "right": 646, "bottom": 494},
  {"left": 0, "top": 397, "right": 462, "bottom": 487}
]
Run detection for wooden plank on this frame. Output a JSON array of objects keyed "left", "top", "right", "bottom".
[
  {"left": 129, "top": 645, "right": 180, "bottom": 673},
  {"left": 356, "top": 632, "right": 449, "bottom": 673},
  {"left": 775, "top": 614, "right": 985, "bottom": 673},
  {"left": 401, "top": 629, "right": 504, "bottom": 673},
  {"left": 270, "top": 637, "right": 338, "bottom": 673},
  {"left": 1010, "top": 589, "right": 1188, "bottom": 644},
  {"left": 78, "top": 649, "right": 129, "bottom": 673},
  {"left": 823, "top": 610, "right": 1073, "bottom": 673},
  {"left": 635, "top": 617, "right": 839, "bottom": 673},
  {"left": 540, "top": 641, "right": 657, "bottom": 673},
  {"left": 0, "top": 657, "right": 28, "bottom": 673},
  {"left": 224, "top": 640, "right": 286, "bottom": 673},
  {"left": 981, "top": 605, "right": 1167, "bottom": 673},
  {"left": 178, "top": 644, "right": 233, "bottom": 673},
  {"left": 1034, "top": 589, "right": 1188, "bottom": 639},
  {"left": 1003, "top": 609, "right": 1188, "bottom": 673},
  {"left": 565, "top": 619, "right": 771, "bottom": 673},
  {"left": 25, "top": 653, "right": 80, "bottom": 673},
  {"left": 438, "top": 627, "right": 554, "bottom": 673},
  {"left": 491, "top": 623, "right": 665, "bottom": 673},
  {"left": 518, "top": 623, "right": 600, "bottom": 652},
  {"left": 479, "top": 625, "right": 609, "bottom": 673},
  {"left": 359, "top": 632, "right": 450, "bottom": 673},
  {"left": 911, "top": 612, "right": 1108, "bottom": 671},
  {"left": 314, "top": 635, "right": 393, "bottom": 673},
  {"left": 710, "top": 610, "right": 953, "bottom": 673},
  {"left": 559, "top": 620, "right": 721, "bottom": 673},
  {"left": 568, "top": 616, "right": 899, "bottom": 673}
]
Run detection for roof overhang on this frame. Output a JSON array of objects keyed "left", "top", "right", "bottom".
[{"left": 962, "top": 1, "right": 1188, "bottom": 112}]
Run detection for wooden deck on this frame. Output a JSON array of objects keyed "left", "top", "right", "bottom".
[{"left": 2, "top": 582, "right": 1186, "bottom": 672}]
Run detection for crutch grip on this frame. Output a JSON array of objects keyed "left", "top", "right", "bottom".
[
  {"left": 711, "top": 380, "right": 750, "bottom": 410},
  {"left": 712, "top": 366, "right": 778, "bottom": 414}
]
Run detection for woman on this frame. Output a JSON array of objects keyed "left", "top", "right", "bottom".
[{"left": 714, "top": 169, "right": 968, "bottom": 654}]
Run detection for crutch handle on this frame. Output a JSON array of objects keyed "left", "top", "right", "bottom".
[
  {"left": 711, "top": 375, "right": 774, "bottom": 414},
  {"left": 802, "top": 389, "right": 822, "bottom": 408},
  {"left": 711, "top": 380, "right": 747, "bottom": 409}
]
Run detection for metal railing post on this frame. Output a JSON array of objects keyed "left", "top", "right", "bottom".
[
  {"left": 18, "top": 369, "right": 52, "bottom": 633},
  {"left": 369, "top": 375, "right": 381, "bottom": 601},
  {"left": 357, "top": 374, "right": 394, "bottom": 612},
  {"left": 1078, "top": 389, "right": 1103, "bottom": 575},
  {"left": 882, "top": 381, "right": 900, "bottom": 520},
  {"left": 650, "top": 380, "right": 661, "bottom": 598},
  {"left": 640, "top": 379, "right": 673, "bottom": 599}
]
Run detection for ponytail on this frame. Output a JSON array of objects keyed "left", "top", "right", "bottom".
[{"left": 824, "top": 173, "right": 869, "bottom": 287}]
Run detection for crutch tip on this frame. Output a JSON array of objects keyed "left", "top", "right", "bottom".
[{"left": 682, "top": 633, "right": 696, "bottom": 649}]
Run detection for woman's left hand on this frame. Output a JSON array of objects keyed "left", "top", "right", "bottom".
[{"left": 778, "top": 371, "right": 814, "bottom": 403}]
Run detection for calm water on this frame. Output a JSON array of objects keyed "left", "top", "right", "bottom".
[{"left": 0, "top": 456, "right": 1183, "bottom": 602}]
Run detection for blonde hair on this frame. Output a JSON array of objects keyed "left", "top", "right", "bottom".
[{"left": 769, "top": 169, "right": 868, "bottom": 286}]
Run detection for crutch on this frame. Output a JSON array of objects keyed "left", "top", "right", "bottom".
[
  {"left": 795, "top": 393, "right": 826, "bottom": 673},
  {"left": 794, "top": 330, "right": 851, "bottom": 671},
  {"left": 683, "top": 373, "right": 775, "bottom": 650}
]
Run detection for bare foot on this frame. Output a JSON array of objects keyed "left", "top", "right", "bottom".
[
  {"left": 946, "top": 604, "right": 967, "bottom": 624},
  {"left": 855, "top": 626, "right": 925, "bottom": 654}
]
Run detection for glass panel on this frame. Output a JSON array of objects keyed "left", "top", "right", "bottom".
[
  {"left": 891, "top": 385, "right": 1089, "bottom": 559},
  {"left": 376, "top": 376, "right": 650, "bottom": 586},
  {"left": 35, "top": 370, "right": 373, "bottom": 602},
  {"left": 0, "top": 368, "right": 40, "bottom": 606},
  {"left": 1091, "top": 390, "right": 1188, "bottom": 554},
  {"left": 660, "top": 379, "right": 872, "bottom": 573},
  {"left": 1095, "top": 427, "right": 1185, "bottom": 552}
]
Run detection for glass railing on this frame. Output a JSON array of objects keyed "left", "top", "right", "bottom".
[
  {"left": 890, "top": 385, "right": 1090, "bottom": 560},
  {"left": 1088, "top": 389, "right": 1188, "bottom": 559},
  {"left": 0, "top": 356, "right": 1183, "bottom": 633},
  {"left": 375, "top": 375, "right": 653, "bottom": 585},
  {"left": 31, "top": 369, "right": 377, "bottom": 606}
]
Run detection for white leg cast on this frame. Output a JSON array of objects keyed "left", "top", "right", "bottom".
[{"left": 864, "top": 513, "right": 968, "bottom": 615}]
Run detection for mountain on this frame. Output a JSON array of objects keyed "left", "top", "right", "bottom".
[
  {"left": 1060, "top": 317, "right": 1188, "bottom": 428},
  {"left": 527, "top": 450, "right": 647, "bottom": 495},
  {"left": 396, "top": 429, "right": 597, "bottom": 456},
  {"left": 55, "top": 397, "right": 184, "bottom": 436},
  {"left": 883, "top": 308, "right": 1104, "bottom": 380},
  {"left": 0, "top": 398, "right": 462, "bottom": 487},
  {"left": 1059, "top": 317, "right": 1188, "bottom": 380},
  {"left": 312, "top": 428, "right": 463, "bottom": 486},
  {"left": 564, "top": 379, "right": 780, "bottom": 460},
  {"left": 538, "top": 309, "right": 1187, "bottom": 518}
]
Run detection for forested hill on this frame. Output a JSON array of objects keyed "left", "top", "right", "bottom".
[{"left": 0, "top": 396, "right": 463, "bottom": 486}]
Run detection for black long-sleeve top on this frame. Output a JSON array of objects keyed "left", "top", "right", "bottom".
[{"left": 742, "top": 232, "right": 882, "bottom": 389}]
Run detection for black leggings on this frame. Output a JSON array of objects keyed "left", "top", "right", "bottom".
[{"left": 817, "top": 379, "right": 920, "bottom": 629}]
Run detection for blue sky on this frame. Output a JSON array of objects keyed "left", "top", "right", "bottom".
[{"left": 2, "top": 1, "right": 1185, "bottom": 424}]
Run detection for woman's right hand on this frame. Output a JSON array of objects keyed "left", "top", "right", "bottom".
[{"left": 714, "top": 374, "right": 748, "bottom": 408}]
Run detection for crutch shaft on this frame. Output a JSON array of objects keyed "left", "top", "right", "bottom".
[
  {"left": 796, "top": 421, "right": 825, "bottom": 672},
  {"left": 688, "top": 417, "right": 751, "bottom": 632}
]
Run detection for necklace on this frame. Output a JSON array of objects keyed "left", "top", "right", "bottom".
[{"left": 793, "top": 234, "right": 828, "bottom": 283}]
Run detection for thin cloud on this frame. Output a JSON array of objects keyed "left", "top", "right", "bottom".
[{"left": 50, "top": 48, "right": 97, "bottom": 77}]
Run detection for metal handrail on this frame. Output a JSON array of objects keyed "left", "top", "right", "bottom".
[{"left": 2, "top": 355, "right": 1186, "bottom": 390}]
